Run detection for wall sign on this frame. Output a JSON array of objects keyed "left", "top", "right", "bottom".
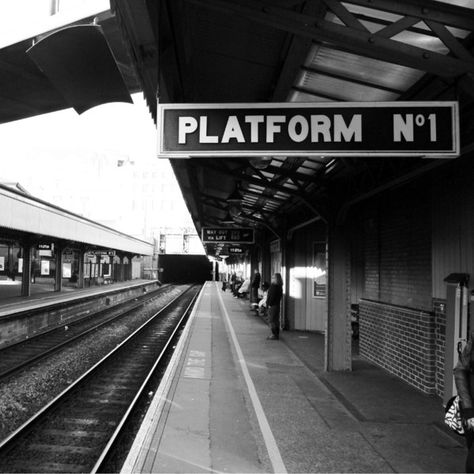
[
  {"left": 158, "top": 101, "right": 459, "bottom": 158},
  {"left": 202, "top": 227, "right": 254, "bottom": 244}
]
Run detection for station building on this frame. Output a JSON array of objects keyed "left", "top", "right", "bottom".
[
  {"left": 0, "top": 0, "right": 473, "bottom": 405},
  {"left": 0, "top": 181, "right": 153, "bottom": 300}
]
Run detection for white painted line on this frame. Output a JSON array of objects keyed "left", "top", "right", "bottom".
[
  {"left": 216, "top": 282, "right": 288, "bottom": 474},
  {"left": 120, "top": 285, "right": 206, "bottom": 473}
]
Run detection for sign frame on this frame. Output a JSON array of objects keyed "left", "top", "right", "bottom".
[
  {"left": 157, "top": 101, "right": 459, "bottom": 159},
  {"left": 201, "top": 227, "right": 255, "bottom": 244}
]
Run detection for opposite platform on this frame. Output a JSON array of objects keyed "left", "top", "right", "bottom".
[
  {"left": 0, "top": 279, "right": 158, "bottom": 318},
  {"left": 122, "top": 281, "right": 465, "bottom": 473}
]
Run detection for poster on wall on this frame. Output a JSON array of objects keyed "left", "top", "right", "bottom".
[
  {"left": 18, "top": 258, "right": 23, "bottom": 274},
  {"left": 41, "top": 260, "right": 50, "bottom": 276},
  {"left": 0, "top": 256, "right": 4, "bottom": 271},
  {"left": 62, "top": 263, "right": 72, "bottom": 279}
]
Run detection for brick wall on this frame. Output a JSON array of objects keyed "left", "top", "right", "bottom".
[
  {"left": 434, "top": 299, "right": 447, "bottom": 398},
  {"left": 361, "top": 186, "right": 432, "bottom": 311},
  {"left": 359, "top": 299, "right": 436, "bottom": 394}
]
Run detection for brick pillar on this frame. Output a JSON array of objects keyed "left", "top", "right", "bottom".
[{"left": 326, "top": 221, "right": 352, "bottom": 371}]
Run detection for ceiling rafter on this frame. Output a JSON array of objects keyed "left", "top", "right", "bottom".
[
  {"left": 200, "top": 192, "right": 276, "bottom": 219},
  {"left": 342, "top": 0, "right": 474, "bottom": 31},
  {"left": 198, "top": 159, "right": 327, "bottom": 220},
  {"left": 272, "top": 0, "right": 326, "bottom": 101},
  {"left": 187, "top": 0, "right": 474, "bottom": 99}
]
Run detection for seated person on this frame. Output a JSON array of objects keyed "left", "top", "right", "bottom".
[
  {"left": 258, "top": 281, "right": 270, "bottom": 314},
  {"left": 236, "top": 278, "right": 251, "bottom": 298}
]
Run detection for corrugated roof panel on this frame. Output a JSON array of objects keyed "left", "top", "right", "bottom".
[
  {"left": 288, "top": 89, "right": 333, "bottom": 102},
  {"left": 282, "top": 182, "right": 298, "bottom": 191},
  {"left": 436, "top": 0, "right": 474, "bottom": 7},
  {"left": 305, "top": 46, "right": 424, "bottom": 93},
  {"left": 248, "top": 184, "right": 265, "bottom": 192},
  {"left": 297, "top": 69, "right": 398, "bottom": 101}
]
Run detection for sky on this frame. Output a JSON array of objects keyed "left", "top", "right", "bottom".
[
  {"left": 0, "top": 0, "right": 197, "bottom": 244},
  {"left": 0, "top": 93, "right": 195, "bottom": 238}
]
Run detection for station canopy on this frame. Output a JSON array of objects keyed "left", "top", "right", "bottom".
[{"left": 0, "top": 0, "right": 473, "bottom": 257}]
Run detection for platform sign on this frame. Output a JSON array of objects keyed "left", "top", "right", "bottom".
[
  {"left": 89, "top": 250, "right": 116, "bottom": 257},
  {"left": 228, "top": 246, "right": 244, "bottom": 254},
  {"left": 158, "top": 101, "right": 459, "bottom": 158},
  {"left": 202, "top": 227, "right": 254, "bottom": 244}
]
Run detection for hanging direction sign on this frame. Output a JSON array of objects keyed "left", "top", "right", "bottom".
[
  {"left": 202, "top": 227, "right": 254, "bottom": 244},
  {"left": 157, "top": 101, "right": 459, "bottom": 158},
  {"left": 228, "top": 246, "right": 245, "bottom": 254}
]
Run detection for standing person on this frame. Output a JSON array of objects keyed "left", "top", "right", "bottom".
[
  {"left": 266, "top": 273, "right": 283, "bottom": 340},
  {"left": 230, "top": 272, "right": 237, "bottom": 294},
  {"left": 250, "top": 268, "right": 261, "bottom": 309},
  {"left": 455, "top": 336, "right": 474, "bottom": 472}
]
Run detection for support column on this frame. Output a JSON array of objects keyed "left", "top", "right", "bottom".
[
  {"left": 127, "top": 254, "right": 134, "bottom": 280},
  {"left": 77, "top": 249, "right": 85, "bottom": 289},
  {"left": 109, "top": 254, "right": 115, "bottom": 282},
  {"left": 281, "top": 233, "right": 290, "bottom": 331},
  {"left": 118, "top": 254, "right": 125, "bottom": 282},
  {"left": 326, "top": 220, "right": 352, "bottom": 371},
  {"left": 55, "top": 243, "right": 63, "bottom": 292},
  {"left": 21, "top": 242, "right": 32, "bottom": 297}
]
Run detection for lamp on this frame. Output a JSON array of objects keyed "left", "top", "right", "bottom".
[
  {"left": 249, "top": 156, "right": 273, "bottom": 170},
  {"left": 227, "top": 185, "right": 243, "bottom": 218}
]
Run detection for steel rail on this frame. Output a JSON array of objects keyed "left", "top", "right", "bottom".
[
  {"left": 0, "top": 285, "right": 200, "bottom": 473},
  {"left": 0, "top": 284, "right": 170, "bottom": 380},
  {"left": 91, "top": 287, "right": 200, "bottom": 473}
]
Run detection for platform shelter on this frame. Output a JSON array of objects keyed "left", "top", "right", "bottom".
[
  {"left": 0, "top": 182, "right": 153, "bottom": 299},
  {"left": 0, "top": 0, "right": 474, "bottom": 402}
]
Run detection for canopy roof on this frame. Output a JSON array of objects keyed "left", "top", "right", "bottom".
[
  {"left": 1, "top": 0, "right": 474, "bottom": 257},
  {"left": 0, "top": 183, "right": 153, "bottom": 255}
]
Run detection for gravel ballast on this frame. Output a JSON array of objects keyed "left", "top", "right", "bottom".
[{"left": 0, "top": 284, "right": 191, "bottom": 441}]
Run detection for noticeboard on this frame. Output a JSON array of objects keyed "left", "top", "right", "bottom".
[
  {"left": 202, "top": 227, "right": 254, "bottom": 244},
  {"left": 157, "top": 101, "right": 459, "bottom": 158}
]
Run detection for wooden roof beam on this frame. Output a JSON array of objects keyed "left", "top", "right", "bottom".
[{"left": 187, "top": 0, "right": 474, "bottom": 97}]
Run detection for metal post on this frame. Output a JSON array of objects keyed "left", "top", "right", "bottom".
[
  {"left": 77, "top": 249, "right": 85, "bottom": 289},
  {"left": 21, "top": 242, "right": 32, "bottom": 297},
  {"left": 55, "top": 243, "right": 63, "bottom": 292}
]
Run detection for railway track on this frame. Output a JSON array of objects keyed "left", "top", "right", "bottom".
[
  {"left": 0, "top": 283, "right": 173, "bottom": 380},
  {"left": 0, "top": 285, "right": 201, "bottom": 473}
]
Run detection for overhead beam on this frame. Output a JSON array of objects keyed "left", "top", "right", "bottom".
[
  {"left": 187, "top": 0, "right": 474, "bottom": 79},
  {"left": 272, "top": 0, "right": 326, "bottom": 101},
  {"left": 342, "top": 0, "right": 474, "bottom": 31},
  {"left": 198, "top": 159, "right": 328, "bottom": 221},
  {"left": 200, "top": 193, "right": 277, "bottom": 219}
]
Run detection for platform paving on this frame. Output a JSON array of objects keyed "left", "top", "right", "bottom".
[
  {"left": 0, "top": 279, "right": 155, "bottom": 317},
  {"left": 122, "top": 282, "right": 465, "bottom": 473}
]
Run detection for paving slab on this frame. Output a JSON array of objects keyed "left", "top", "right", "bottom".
[{"left": 123, "top": 282, "right": 466, "bottom": 473}]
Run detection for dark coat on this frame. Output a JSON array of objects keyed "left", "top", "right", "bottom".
[
  {"left": 251, "top": 272, "right": 261, "bottom": 289},
  {"left": 455, "top": 339, "right": 474, "bottom": 419},
  {"left": 266, "top": 283, "right": 283, "bottom": 307}
]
